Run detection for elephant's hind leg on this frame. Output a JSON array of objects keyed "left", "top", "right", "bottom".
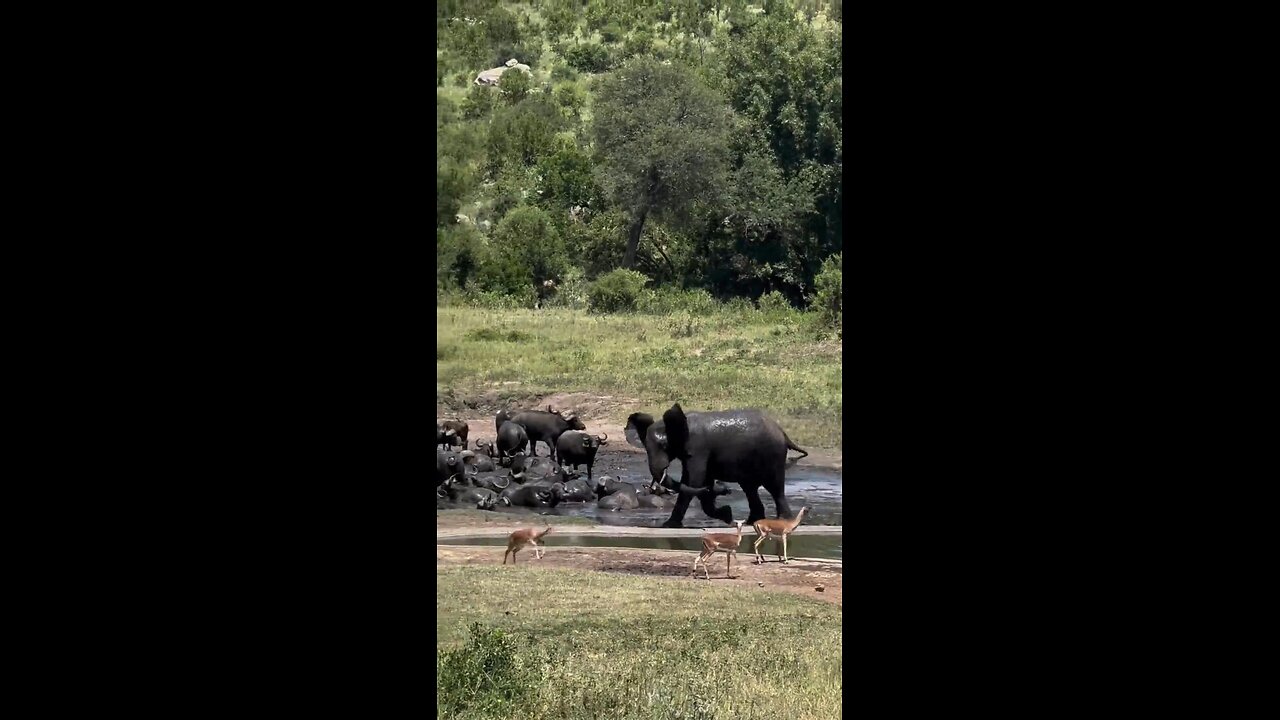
[
  {"left": 742, "top": 482, "right": 767, "bottom": 525},
  {"left": 764, "top": 466, "right": 793, "bottom": 520}
]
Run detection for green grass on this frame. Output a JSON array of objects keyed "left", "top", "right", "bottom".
[
  {"left": 436, "top": 307, "right": 842, "bottom": 448},
  {"left": 436, "top": 565, "right": 841, "bottom": 720}
]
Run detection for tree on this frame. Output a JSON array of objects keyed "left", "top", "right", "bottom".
[
  {"left": 551, "top": 81, "right": 587, "bottom": 120},
  {"left": 590, "top": 58, "right": 734, "bottom": 269},
  {"left": 536, "top": 138, "right": 601, "bottom": 211},
  {"left": 487, "top": 95, "right": 565, "bottom": 170},
  {"left": 492, "top": 206, "right": 567, "bottom": 287}
]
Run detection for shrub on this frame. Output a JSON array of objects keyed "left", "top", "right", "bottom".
[
  {"left": 600, "top": 22, "right": 623, "bottom": 44},
  {"left": 665, "top": 311, "right": 701, "bottom": 337},
  {"left": 636, "top": 288, "right": 719, "bottom": 315},
  {"left": 437, "top": 224, "right": 480, "bottom": 291},
  {"left": 758, "top": 290, "right": 793, "bottom": 315},
  {"left": 588, "top": 269, "right": 650, "bottom": 313},
  {"left": 437, "top": 623, "right": 533, "bottom": 718},
  {"left": 813, "top": 252, "right": 842, "bottom": 330},
  {"left": 550, "top": 63, "right": 578, "bottom": 82},
  {"left": 623, "top": 29, "right": 654, "bottom": 58},
  {"left": 493, "top": 205, "right": 567, "bottom": 286},
  {"left": 564, "top": 43, "right": 612, "bottom": 73},
  {"left": 498, "top": 69, "right": 533, "bottom": 105},
  {"left": 462, "top": 84, "right": 497, "bottom": 119},
  {"left": 543, "top": 266, "right": 590, "bottom": 310}
]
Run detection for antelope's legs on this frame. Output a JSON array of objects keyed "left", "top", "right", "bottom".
[{"left": 753, "top": 533, "right": 769, "bottom": 564}]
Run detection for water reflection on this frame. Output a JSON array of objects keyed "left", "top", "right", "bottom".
[{"left": 495, "top": 451, "right": 843, "bottom": 528}]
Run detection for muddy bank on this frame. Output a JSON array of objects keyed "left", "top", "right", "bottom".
[
  {"left": 435, "top": 544, "right": 843, "bottom": 606},
  {"left": 438, "top": 391, "right": 842, "bottom": 471}
]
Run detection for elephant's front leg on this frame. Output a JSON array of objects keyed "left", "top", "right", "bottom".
[
  {"left": 693, "top": 461, "right": 733, "bottom": 525},
  {"left": 662, "top": 491, "right": 694, "bottom": 528},
  {"left": 741, "top": 482, "right": 767, "bottom": 525}
]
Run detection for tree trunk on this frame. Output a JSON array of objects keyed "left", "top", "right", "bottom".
[{"left": 623, "top": 208, "right": 649, "bottom": 269}]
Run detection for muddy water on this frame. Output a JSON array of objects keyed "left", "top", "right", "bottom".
[
  {"left": 441, "top": 533, "right": 843, "bottom": 561},
  {"left": 484, "top": 450, "right": 842, "bottom": 528}
]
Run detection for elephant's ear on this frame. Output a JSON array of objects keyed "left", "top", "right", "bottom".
[
  {"left": 663, "top": 404, "right": 690, "bottom": 458},
  {"left": 626, "top": 413, "right": 654, "bottom": 449}
]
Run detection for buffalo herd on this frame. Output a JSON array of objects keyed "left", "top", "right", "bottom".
[{"left": 438, "top": 402, "right": 807, "bottom": 528}]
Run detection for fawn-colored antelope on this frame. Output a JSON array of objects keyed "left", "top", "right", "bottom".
[
  {"left": 503, "top": 526, "right": 552, "bottom": 564},
  {"left": 752, "top": 507, "right": 809, "bottom": 565},
  {"left": 693, "top": 520, "right": 745, "bottom": 580}
]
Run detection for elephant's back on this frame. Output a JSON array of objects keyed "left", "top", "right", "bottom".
[
  {"left": 689, "top": 410, "right": 785, "bottom": 443},
  {"left": 688, "top": 410, "right": 787, "bottom": 468}
]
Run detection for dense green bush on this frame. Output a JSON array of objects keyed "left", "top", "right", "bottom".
[
  {"left": 622, "top": 28, "right": 654, "bottom": 58},
  {"left": 588, "top": 269, "right": 649, "bottom": 312},
  {"left": 493, "top": 205, "right": 567, "bottom": 285},
  {"left": 550, "top": 62, "right": 577, "bottom": 82},
  {"left": 498, "top": 69, "right": 533, "bottom": 105},
  {"left": 437, "top": 224, "right": 480, "bottom": 291},
  {"left": 600, "top": 22, "right": 624, "bottom": 43},
  {"left": 813, "top": 252, "right": 842, "bottom": 331},
  {"left": 757, "top": 290, "right": 793, "bottom": 315},
  {"left": 636, "top": 288, "right": 719, "bottom": 315},
  {"left": 564, "top": 43, "right": 612, "bottom": 73},
  {"left": 462, "top": 85, "right": 497, "bottom": 119}
]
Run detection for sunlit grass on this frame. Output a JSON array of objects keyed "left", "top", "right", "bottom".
[
  {"left": 436, "top": 565, "right": 841, "bottom": 720},
  {"left": 436, "top": 307, "right": 842, "bottom": 448}
]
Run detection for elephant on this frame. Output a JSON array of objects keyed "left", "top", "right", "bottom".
[
  {"left": 626, "top": 403, "right": 802, "bottom": 528},
  {"left": 556, "top": 431, "right": 609, "bottom": 481},
  {"left": 509, "top": 408, "right": 587, "bottom": 460},
  {"left": 500, "top": 483, "right": 561, "bottom": 508},
  {"left": 497, "top": 421, "right": 529, "bottom": 460}
]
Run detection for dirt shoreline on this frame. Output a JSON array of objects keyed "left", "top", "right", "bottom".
[{"left": 436, "top": 544, "right": 842, "bottom": 606}]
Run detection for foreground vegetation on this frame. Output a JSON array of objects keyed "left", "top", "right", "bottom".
[
  {"left": 436, "top": 302, "right": 842, "bottom": 448},
  {"left": 436, "top": 565, "right": 842, "bottom": 719}
]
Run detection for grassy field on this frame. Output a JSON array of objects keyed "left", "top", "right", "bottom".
[
  {"left": 436, "top": 307, "right": 842, "bottom": 448},
  {"left": 436, "top": 565, "right": 842, "bottom": 720}
]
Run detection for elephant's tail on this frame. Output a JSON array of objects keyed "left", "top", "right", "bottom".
[{"left": 783, "top": 432, "right": 809, "bottom": 459}]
